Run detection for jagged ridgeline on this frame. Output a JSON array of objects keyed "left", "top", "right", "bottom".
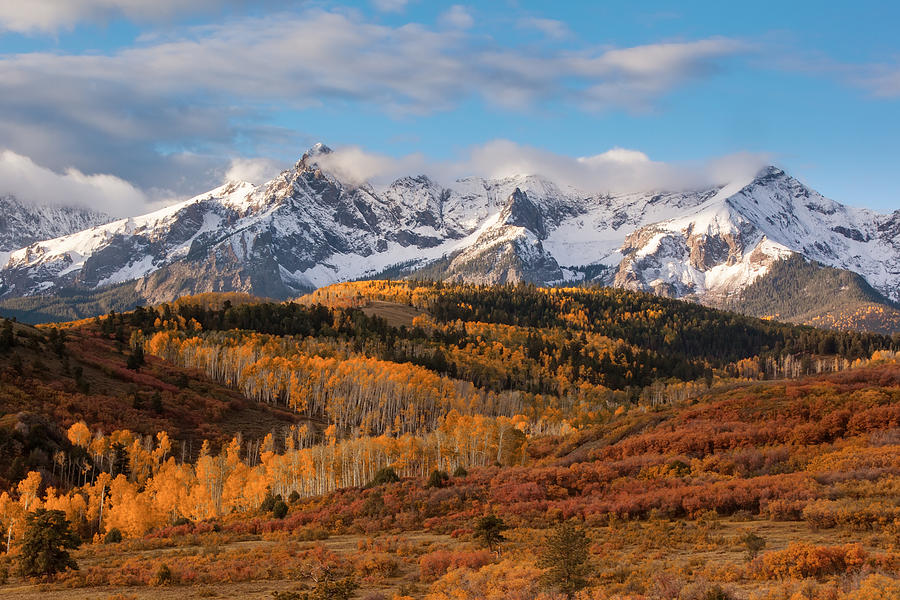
[{"left": 2, "top": 152, "right": 900, "bottom": 336}]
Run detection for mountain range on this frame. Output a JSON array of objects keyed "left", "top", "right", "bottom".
[
  {"left": 0, "top": 195, "right": 110, "bottom": 259},
  {"left": 0, "top": 143, "right": 898, "bottom": 331}
]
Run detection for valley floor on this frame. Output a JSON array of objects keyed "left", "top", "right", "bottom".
[{"left": 1, "top": 517, "right": 894, "bottom": 599}]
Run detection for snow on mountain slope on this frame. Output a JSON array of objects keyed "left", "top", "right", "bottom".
[
  {"left": 0, "top": 195, "right": 111, "bottom": 255},
  {"left": 0, "top": 181, "right": 255, "bottom": 296},
  {"left": 0, "top": 146, "right": 898, "bottom": 310},
  {"left": 606, "top": 167, "right": 900, "bottom": 303}
]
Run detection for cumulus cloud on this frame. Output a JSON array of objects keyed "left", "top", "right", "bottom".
[
  {"left": 517, "top": 17, "right": 571, "bottom": 40},
  {"left": 0, "top": 140, "right": 770, "bottom": 219},
  {"left": 0, "top": 9, "right": 747, "bottom": 204},
  {"left": 0, "top": 150, "right": 150, "bottom": 216},
  {"left": 314, "top": 146, "right": 428, "bottom": 186},
  {"left": 439, "top": 5, "right": 474, "bottom": 29},
  {"left": 225, "top": 157, "right": 287, "bottom": 184},
  {"left": 318, "top": 140, "right": 771, "bottom": 194},
  {"left": 0, "top": 0, "right": 285, "bottom": 33}
]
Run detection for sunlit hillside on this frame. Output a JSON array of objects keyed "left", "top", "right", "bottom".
[{"left": 0, "top": 282, "right": 897, "bottom": 599}]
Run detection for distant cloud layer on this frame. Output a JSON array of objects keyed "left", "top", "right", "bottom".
[
  {"left": 517, "top": 17, "right": 571, "bottom": 40},
  {"left": 0, "top": 7, "right": 760, "bottom": 214},
  {"left": 315, "top": 140, "right": 771, "bottom": 194},
  {"left": 0, "top": 0, "right": 279, "bottom": 32},
  {"left": 856, "top": 65, "right": 900, "bottom": 98},
  {"left": 0, "top": 150, "right": 148, "bottom": 216},
  {"left": 371, "top": 0, "right": 411, "bottom": 14},
  {"left": 224, "top": 157, "right": 287, "bottom": 185},
  {"left": 0, "top": 8, "right": 746, "bottom": 203},
  {"left": 439, "top": 5, "right": 474, "bottom": 30}
]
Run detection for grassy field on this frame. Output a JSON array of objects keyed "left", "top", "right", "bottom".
[
  {"left": 0, "top": 517, "right": 891, "bottom": 599},
  {"left": 360, "top": 300, "right": 427, "bottom": 328}
]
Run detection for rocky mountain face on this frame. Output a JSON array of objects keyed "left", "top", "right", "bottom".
[
  {"left": 0, "top": 195, "right": 110, "bottom": 255},
  {"left": 0, "top": 146, "right": 898, "bottom": 322}
]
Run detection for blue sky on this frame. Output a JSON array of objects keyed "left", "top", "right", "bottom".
[{"left": 0, "top": 0, "right": 898, "bottom": 215}]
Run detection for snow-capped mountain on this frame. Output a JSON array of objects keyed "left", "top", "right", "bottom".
[
  {"left": 609, "top": 167, "right": 900, "bottom": 304},
  {"left": 0, "top": 195, "right": 110, "bottom": 257},
  {"left": 0, "top": 145, "right": 898, "bottom": 314}
]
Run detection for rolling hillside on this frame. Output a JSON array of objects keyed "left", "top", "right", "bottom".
[{"left": 0, "top": 283, "right": 897, "bottom": 599}]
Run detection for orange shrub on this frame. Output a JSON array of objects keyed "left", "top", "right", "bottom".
[
  {"left": 418, "top": 549, "right": 494, "bottom": 582},
  {"left": 751, "top": 542, "right": 867, "bottom": 580}
]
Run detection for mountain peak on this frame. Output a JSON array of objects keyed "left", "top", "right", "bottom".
[
  {"left": 500, "top": 188, "right": 546, "bottom": 238},
  {"left": 0, "top": 194, "right": 112, "bottom": 253},
  {"left": 754, "top": 165, "right": 786, "bottom": 182},
  {"left": 308, "top": 142, "right": 333, "bottom": 156},
  {"left": 2, "top": 156, "right": 899, "bottom": 321},
  {"left": 296, "top": 142, "right": 334, "bottom": 172}
]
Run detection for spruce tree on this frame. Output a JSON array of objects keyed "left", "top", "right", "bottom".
[
  {"left": 18, "top": 509, "right": 79, "bottom": 578},
  {"left": 539, "top": 522, "right": 591, "bottom": 597},
  {"left": 474, "top": 514, "right": 507, "bottom": 556}
]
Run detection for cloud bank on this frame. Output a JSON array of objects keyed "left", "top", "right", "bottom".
[
  {"left": 0, "top": 150, "right": 149, "bottom": 216},
  {"left": 316, "top": 140, "right": 771, "bottom": 194},
  {"left": 0, "top": 9, "right": 746, "bottom": 200},
  {"left": 224, "top": 157, "right": 287, "bottom": 185},
  {"left": 0, "top": 0, "right": 282, "bottom": 32},
  {"left": 0, "top": 139, "right": 770, "bottom": 219}
]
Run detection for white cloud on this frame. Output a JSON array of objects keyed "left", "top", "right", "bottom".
[
  {"left": 0, "top": 0, "right": 276, "bottom": 33},
  {"left": 0, "top": 141, "right": 770, "bottom": 219},
  {"left": 0, "top": 150, "right": 149, "bottom": 216},
  {"left": 572, "top": 38, "right": 746, "bottom": 111},
  {"left": 0, "top": 13, "right": 743, "bottom": 115},
  {"left": 225, "top": 157, "right": 286, "bottom": 184},
  {"left": 517, "top": 17, "right": 570, "bottom": 40},
  {"left": 314, "top": 146, "right": 427, "bottom": 186},
  {"left": 319, "top": 140, "right": 770, "bottom": 194},
  {"left": 578, "top": 147, "right": 651, "bottom": 166},
  {"left": 440, "top": 5, "right": 473, "bottom": 29},
  {"left": 372, "top": 0, "right": 410, "bottom": 13},
  {"left": 768, "top": 50, "right": 900, "bottom": 101},
  {"left": 0, "top": 9, "right": 747, "bottom": 199}
]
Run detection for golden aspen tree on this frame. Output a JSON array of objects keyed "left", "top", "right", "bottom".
[
  {"left": 67, "top": 421, "right": 91, "bottom": 449},
  {"left": 17, "top": 471, "right": 42, "bottom": 512},
  {"left": 0, "top": 491, "right": 23, "bottom": 553}
]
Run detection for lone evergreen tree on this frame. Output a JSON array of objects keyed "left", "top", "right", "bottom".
[
  {"left": 539, "top": 521, "right": 591, "bottom": 597},
  {"left": 474, "top": 514, "right": 507, "bottom": 556},
  {"left": 741, "top": 531, "right": 766, "bottom": 560},
  {"left": 18, "top": 509, "right": 79, "bottom": 578},
  {"left": 0, "top": 319, "right": 15, "bottom": 351},
  {"left": 367, "top": 467, "right": 399, "bottom": 487},
  {"left": 126, "top": 344, "right": 145, "bottom": 370},
  {"left": 426, "top": 469, "right": 450, "bottom": 488}
]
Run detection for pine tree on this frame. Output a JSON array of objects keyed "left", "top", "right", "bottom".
[
  {"left": 126, "top": 344, "right": 145, "bottom": 370},
  {"left": 741, "top": 531, "right": 766, "bottom": 560},
  {"left": 0, "top": 319, "right": 14, "bottom": 351},
  {"left": 18, "top": 509, "right": 79, "bottom": 577},
  {"left": 538, "top": 522, "right": 591, "bottom": 597},
  {"left": 474, "top": 514, "right": 507, "bottom": 556}
]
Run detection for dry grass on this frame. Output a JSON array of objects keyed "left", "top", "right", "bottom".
[
  {"left": 361, "top": 301, "right": 427, "bottom": 328},
  {"left": 1, "top": 519, "right": 890, "bottom": 600}
]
